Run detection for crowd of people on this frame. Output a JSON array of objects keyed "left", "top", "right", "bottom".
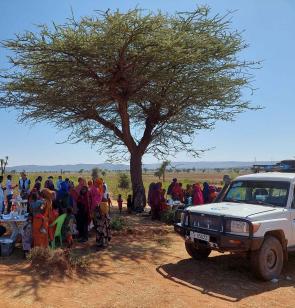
[
  {"left": 0, "top": 172, "right": 112, "bottom": 257},
  {"left": 147, "top": 178, "right": 219, "bottom": 220},
  {"left": 0, "top": 172, "right": 223, "bottom": 257}
]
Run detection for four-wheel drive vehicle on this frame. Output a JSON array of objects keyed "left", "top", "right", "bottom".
[{"left": 174, "top": 173, "right": 295, "bottom": 280}]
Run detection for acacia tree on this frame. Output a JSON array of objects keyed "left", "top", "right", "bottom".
[{"left": 0, "top": 7, "right": 257, "bottom": 209}]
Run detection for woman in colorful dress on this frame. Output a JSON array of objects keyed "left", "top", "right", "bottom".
[
  {"left": 93, "top": 201, "right": 111, "bottom": 249},
  {"left": 192, "top": 183, "right": 204, "bottom": 206}
]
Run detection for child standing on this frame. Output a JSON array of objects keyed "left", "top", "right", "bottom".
[
  {"left": 107, "top": 193, "right": 112, "bottom": 214},
  {"left": 117, "top": 194, "right": 123, "bottom": 214}
]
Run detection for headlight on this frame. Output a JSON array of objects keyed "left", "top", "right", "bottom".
[{"left": 225, "top": 220, "right": 249, "bottom": 235}]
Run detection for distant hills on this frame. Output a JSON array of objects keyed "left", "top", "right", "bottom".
[{"left": 5, "top": 161, "right": 273, "bottom": 172}]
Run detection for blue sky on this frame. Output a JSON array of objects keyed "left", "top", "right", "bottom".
[{"left": 0, "top": 0, "right": 294, "bottom": 166}]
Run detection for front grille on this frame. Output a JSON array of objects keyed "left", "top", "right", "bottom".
[{"left": 189, "top": 213, "right": 223, "bottom": 232}]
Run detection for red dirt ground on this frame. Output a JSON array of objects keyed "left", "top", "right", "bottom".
[{"left": 1, "top": 209, "right": 295, "bottom": 308}]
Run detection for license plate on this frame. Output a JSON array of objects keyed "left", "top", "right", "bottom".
[{"left": 190, "top": 231, "right": 210, "bottom": 242}]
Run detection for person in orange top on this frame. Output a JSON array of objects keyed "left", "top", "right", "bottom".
[
  {"left": 41, "top": 188, "right": 54, "bottom": 244},
  {"left": 33, "top": 208, "right": 49, "bottom": 248},
  {"left": 32, "top": 189, "right": 51, "bottom": 248},
  {"left": 209, "top": 185, "right": 218, "bottom": 203}
]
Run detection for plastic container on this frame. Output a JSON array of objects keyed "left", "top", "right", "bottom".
[{"left": 0, "top": 238, "right": 15, "bottom": 257}]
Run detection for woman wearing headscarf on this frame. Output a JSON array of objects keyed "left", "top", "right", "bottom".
[
  {"left": 56, "top": 181, "right": 70, "bottom": 212},
  {"left": 41, "top": 188, "right": 55, "bottom": 243},
  {"left": 172, "top": 182, "right": 182, "bottom": 201},
  {"left": 209, "top": 185, "right": 218, "bottom": 203},
  {"left": 89, "top": 179, "right": 103, "bottom": 214},
  {"left": 76, "top": 177, "right": 87, "bottom": 196},
  {"left": 76, "top": 185, "right": 90, "bottom": 242},
  {"left": 193, "top": 184, "right": 204, "bottom": 206},
  {"left": 202, "top": 182, "right": 210, "bottom": 204},
  {"left": 150, "top": 183, "right": 161, "bottom": 220},
  {"left": 32, "top": 188, "right": 54, "bottom": 247},
  {"left": 184, "top": 184, "right": 193, "bottom": 206}
]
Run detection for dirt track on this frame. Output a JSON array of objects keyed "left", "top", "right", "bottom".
[{"left": 1, "top": 212, "right": 295, "bottom": 308}]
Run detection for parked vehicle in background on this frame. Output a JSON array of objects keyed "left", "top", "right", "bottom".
[{"left": 175, "top": 172, "right": 295, "bottom": 280}]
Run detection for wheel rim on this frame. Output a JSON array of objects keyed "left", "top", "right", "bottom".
[{"left": 266, "top": 249, "right": 277, "bottom": 270}]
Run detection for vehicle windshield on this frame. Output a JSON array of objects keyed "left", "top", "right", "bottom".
[{"left": 223, "top": 180, "right": 290, "bottom": 208}]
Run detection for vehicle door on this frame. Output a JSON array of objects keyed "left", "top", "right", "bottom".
[{"left": 288, "top": 185, "right": 295, "bottom": 247}]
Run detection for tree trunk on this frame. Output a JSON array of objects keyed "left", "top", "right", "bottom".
[{"left": 130, "top": 152, "right": 146, "bottom": 211}]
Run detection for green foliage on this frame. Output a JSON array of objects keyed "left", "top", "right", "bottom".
[
  {"left": 0, "top": 6, "right": 258, "bottom": 161},
  {"left": 111, "top": 216, "right": 126, "bottom": 231},
  {"left": 161, "top": 209, "right": 175, "bottom": 225},
  {"left": 0, "top": 7, "right": 258, "bottom": 208},
  {"left": 118, "top": 173, "right": 130, "bottom": 190}
]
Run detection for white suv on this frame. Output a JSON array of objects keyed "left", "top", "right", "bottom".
[{"left": 175, "top": 172, "right": 295, "bottom": 280}]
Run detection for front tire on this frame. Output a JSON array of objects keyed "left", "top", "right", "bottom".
[
  {"left": 185, "top": 240, "right": 211, "bottom": 260},
  {"left": 251, "top": 235, "right": 284, "bottom": 281}
]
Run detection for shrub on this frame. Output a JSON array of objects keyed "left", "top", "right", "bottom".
[
  {"left": 27, "top": 247, "right": 89, "bottom": 274},
  {"left": 118, "top": 173, "right": 130, "bottom": 190},
  {"left": 111, "top": 216, "right": 126, "bottom": 231},
  {"left": 161, "top": 209, "right": 175, "bottom": 225}
]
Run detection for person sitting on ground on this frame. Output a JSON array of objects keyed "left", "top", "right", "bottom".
[
  {"left": 127, "top": 194, "right": 133, "bottom": 214},
  {"left": 117, "top": 194, "right": 123, "bottom": 214}
]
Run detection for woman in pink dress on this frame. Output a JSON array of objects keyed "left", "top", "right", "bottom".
[{"left": 192, "top": 184, "right": 204, "bottom": 205}]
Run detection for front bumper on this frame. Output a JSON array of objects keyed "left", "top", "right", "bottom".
[{"left": 174, "top": 223, "right": 263, "bottom": 252}]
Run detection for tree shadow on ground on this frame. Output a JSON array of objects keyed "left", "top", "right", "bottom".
[
  {"left": 0, "top": 228, "right": 170, "bottom": 302},
  {"left": 0, "top": 244, "right": 114, "bottom": 302},
  {"left": 157, "top": 253, "right": 295, "bottom": 303}
]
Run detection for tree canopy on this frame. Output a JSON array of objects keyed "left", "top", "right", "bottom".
[{"left": 0, "top": 6, "right": 258, "bottom": 208}]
